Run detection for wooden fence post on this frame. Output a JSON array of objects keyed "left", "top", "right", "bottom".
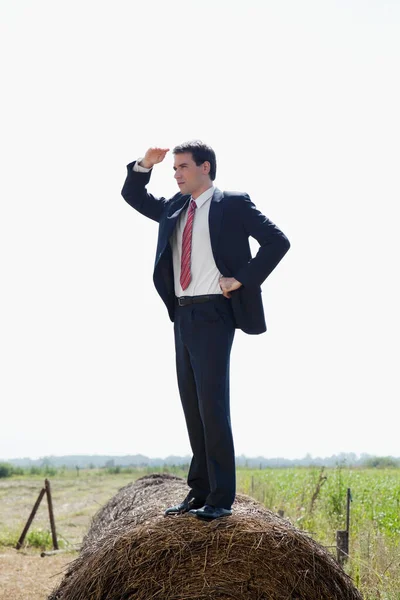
[
  {"left": 336, "top": 530, "right": 349, "bottom": 565},
  {"left": 16, "top": 487, "right": 46, "bottom": 549},
  {"left": 336, "top": 487, "right": 352, "bottom": 565},
  {"left": 45, "top": 479, "right": 59, "bottom": 550}
]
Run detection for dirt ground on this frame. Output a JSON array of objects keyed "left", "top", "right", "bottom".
[
  {"left": 0, "top": 547, "right": 75, "bottom": 600},
  {"left": 0, "top": 472, "right": 142, "bottom": 600}
]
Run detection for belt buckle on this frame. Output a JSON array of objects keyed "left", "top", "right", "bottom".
[{"left": 178, "top": 297, "right": 186, "bottom": 307}]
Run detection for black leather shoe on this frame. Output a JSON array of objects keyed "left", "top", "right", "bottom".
[
  {"left": 164, "top": 494, "right": 205, "bottom": 516},
  {"left": 189, "top": 504, "right": 232, "bottom": 520}
]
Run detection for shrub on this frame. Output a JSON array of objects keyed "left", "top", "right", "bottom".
[
  {"left": 106, "top": 466, "right": 121, "bottom": 474},
  {"left": 29, "top": 466, "right": 42, "bottom": 475},
  {"left": 43, "top": 466, "right": 57, "bottom": 476},
  {"left": 25, "top": 529, "right": 53, "bottom": 550},
  {"left": 0, "top": 463, "right": 13, "bottom": 478}
]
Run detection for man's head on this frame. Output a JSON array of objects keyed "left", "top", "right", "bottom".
[{"left": 172, "top": 140, "right": 217, "bottom": 199}]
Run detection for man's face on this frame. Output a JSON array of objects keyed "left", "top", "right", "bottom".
[{"left": 173, "top": 152, "right": 209, "bottom": 196}]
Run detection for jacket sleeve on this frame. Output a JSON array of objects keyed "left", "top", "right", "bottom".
[
  {"left": 121, "top": 161, "right": 168, "bottom": 223},
  {"left": 234, "top": 194, "right": 290, "bottom": 288}
]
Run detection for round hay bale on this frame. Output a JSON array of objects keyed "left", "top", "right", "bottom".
[{"left": 49, "top": 474, "right": 362, "bottom": 600}]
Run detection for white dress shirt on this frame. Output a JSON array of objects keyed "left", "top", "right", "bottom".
[{"left": 134, "top": 160, "right": 223, "bottom": 296}]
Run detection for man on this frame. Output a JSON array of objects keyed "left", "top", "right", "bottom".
[{"left": 121, "top": 141, "right": 290, "bottom": 520}]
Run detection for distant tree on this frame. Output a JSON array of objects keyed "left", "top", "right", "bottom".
[
  {"left": 363, "top": 456, "right": 399, "bottom": 468},
  {"left": 0, "top": 463, "right": 13, "bottom": 478}
]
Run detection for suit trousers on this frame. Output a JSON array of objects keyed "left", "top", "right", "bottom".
[{"left": 174, "top": 296, "right": 236, "bottom": 509}]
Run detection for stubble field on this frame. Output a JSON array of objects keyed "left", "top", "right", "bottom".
[{"left": 0, "top": 466, "right": 399, "bottom": 600}]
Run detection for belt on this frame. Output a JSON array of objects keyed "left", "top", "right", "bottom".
[{"left": 176, "top": 294, "right": 225, "bottom": 307}]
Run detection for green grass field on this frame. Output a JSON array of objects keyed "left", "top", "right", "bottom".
[
  {"left": 237, "top": 466, "right": 400, "bottom": 599},
  {"left": 1, "top": 465, "right": 399, "bottom": 599}
]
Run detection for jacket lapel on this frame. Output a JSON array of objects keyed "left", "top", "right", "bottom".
[
  {"left": 209, "top": 188, "right": 231, "bottom": 276},
  {"left": 164, "top": 194, "right": 191, "bottom": 239},
  {"left": 209, "top": 188, "right": 223, "bottom": 251}
]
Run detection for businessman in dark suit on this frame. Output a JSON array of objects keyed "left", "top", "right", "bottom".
[{"left": 121, "top": 141, "right": 290, "bottom": 520}]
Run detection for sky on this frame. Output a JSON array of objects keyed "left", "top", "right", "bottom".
[{"left": 1, "top": 0, "right": 399, "bottom": 461}]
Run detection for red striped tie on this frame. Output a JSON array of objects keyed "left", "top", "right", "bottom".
[{"left": 180, "top": 199, "right": 197, "bottom": 291}]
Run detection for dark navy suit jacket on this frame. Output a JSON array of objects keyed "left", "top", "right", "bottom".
[{"left": 121, "top": 162, "right": 290, "bottom": 334}]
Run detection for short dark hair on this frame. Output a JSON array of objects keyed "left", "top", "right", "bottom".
[{"left": 173, "top": 140, "right": 217, "bottom": 181}]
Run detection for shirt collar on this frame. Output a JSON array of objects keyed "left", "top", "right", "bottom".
[{"left": 192, "top": 186, "right": 214, "bottom": 209}]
